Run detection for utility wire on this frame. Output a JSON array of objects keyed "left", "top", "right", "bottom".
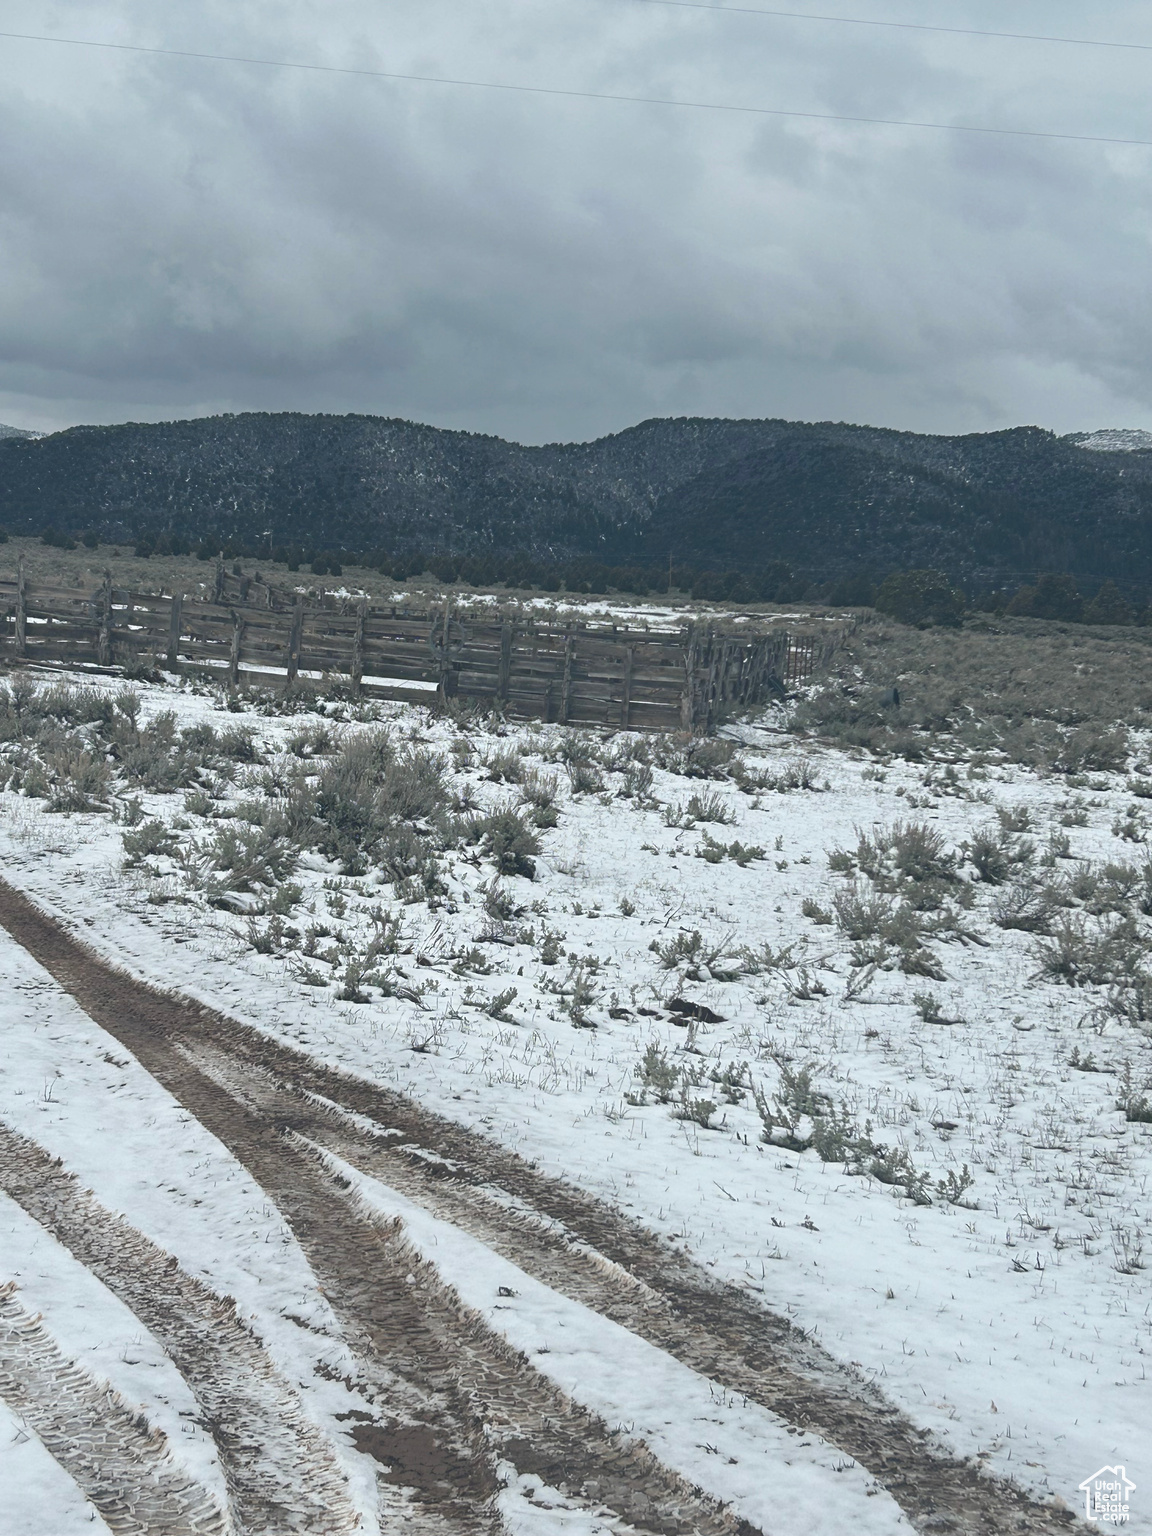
[
  {"left": 1, "top": 28, "right": 1150, "bottom": 148},
  {"left": 612, "top": 0, "right": 1152, "bottom": 54}
]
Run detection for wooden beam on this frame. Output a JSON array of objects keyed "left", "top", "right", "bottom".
[{"left": 435, "top": 598, "right": 455, "bottom": 701}]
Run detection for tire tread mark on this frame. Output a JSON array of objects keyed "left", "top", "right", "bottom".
[
  {"left": 0, "top": 1125, "right": 362, "bottom": 1536},
  {"left": 0, "top": 1280, "right": 231, "bottom": 1536}
]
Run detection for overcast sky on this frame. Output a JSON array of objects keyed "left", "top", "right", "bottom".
[{"left": 1, "top": 0, "right": 1151, "bottom": 442}]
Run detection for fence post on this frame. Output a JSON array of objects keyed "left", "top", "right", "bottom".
[
  {"left": 559, "top": 632, "right": 574, "bottom": 724},
  {"left": 167, "top": 592, "right": 183, "bottom": 671},
  {"left": 702, "top": 631, "right": 721, "bottom": 730},
  {"left": 97, "top": 569, "right": 112, "bottom": 667},
  {"left": 352, "top": 601, "right": 366, "bottom": 694},
  {"left": 214, "top": 556, "right": 225, "bottom": 603},
  {"left": 436, "top": 598, "right": 454, "bottom": 701},
  {"left": 680, "top": 624, "right": 698, "bottom": 733},
  {"left": 498, "top": 622, "right": 513, "bottom": 704},
  {"left": 229, "top": 611, "right": 244, "bottom": 688},
  {"left": 286, "top": 599, "right": 303, "bottom": 687},
  {"left": 620, "top": 644, "right": 634, "bottom": 729},
  {"left": 15, "top": 558, "right": 26, "bottom": 657}
]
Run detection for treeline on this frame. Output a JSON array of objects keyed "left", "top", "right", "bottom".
[
  {"left": 13, "top": 524, "right": 1151, "bottom": 627},
  {"left": 873, "top": 569, "right": 1152, "bottom": 628},
  {"left": 24, "top": 524, "right": 814, "bottom": 602}
]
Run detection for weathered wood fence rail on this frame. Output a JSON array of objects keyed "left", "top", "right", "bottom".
[{"left": 0, "top": 565, "right": 842, "bottom": 732}]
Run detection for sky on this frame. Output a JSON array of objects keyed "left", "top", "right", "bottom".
[{"left": 1, "top": 1, "right": 1151, "bottom": 443}]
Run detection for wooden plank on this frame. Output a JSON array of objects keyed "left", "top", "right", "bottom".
[
  {"left": 22, "top": 589, "right": 103, "bottom": 615},
  {"left": 235, "top": 632, "right": 293, "bottom": 661},
  {"left": 20, "top": 580, "right": 102, "bottom": 603},
  {"left": 361, "top": 617, "right": 441, "bottom": 639},
  {"left": 172, "top": 636, "right": 232, "bottom": 661},
  {"left": 360, "top": 636, "right": 439, "bottom": 658},
  {"left": 17, "top": 640, "right": 101, "bottom": 662}
]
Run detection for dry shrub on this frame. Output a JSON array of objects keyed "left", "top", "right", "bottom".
[{"left": 788, "top": 614, "right": 1152, "bottom": 768}]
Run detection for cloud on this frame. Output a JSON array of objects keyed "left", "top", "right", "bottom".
[{"left": 0, "top": 0, "right": 1150, "bottom": 440}]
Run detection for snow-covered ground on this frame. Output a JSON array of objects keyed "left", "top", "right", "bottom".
[
  {"left": 0, "top": 666, "right": 1149, "bottom": 1530},
  {"left": 295, "top": 582, "right": 848, "bottom": 629}
]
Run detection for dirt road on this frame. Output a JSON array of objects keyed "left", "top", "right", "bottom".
[{"left": 0, "top": 878, "right": 1080, "bottom": 1535}]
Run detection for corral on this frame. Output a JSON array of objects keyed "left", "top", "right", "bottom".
[{"left": 0, "top": 559, "right": 841, "bottom": 730}]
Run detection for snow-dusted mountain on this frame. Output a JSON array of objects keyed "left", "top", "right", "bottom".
[{"left": 5, "top": 411, "right": 1152, "bottom": 584}]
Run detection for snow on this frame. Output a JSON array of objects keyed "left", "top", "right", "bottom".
[
  {"left": 1070, "top": 428, "right": 1152, "bottom": 452},
  {"left": 1069, "top": 430, "right": 1152, "bottom": 451},
  {"left": 0, "top": 668, "right": 1148, "bottom": 1528},
  {"left": 291, "top": 583, "right": 847, "bottom": 628}
]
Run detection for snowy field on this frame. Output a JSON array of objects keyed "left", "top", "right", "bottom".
[{"left": 0, "top": 662, "right": 1148, "bottom": 1531}]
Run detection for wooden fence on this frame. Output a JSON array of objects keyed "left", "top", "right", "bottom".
[{"left": 0, "top": 563, "right": 842, "bottom": 732}]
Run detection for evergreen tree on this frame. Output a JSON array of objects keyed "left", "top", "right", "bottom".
[
  {"left": 1082, "top": 580, "right": 1133, "bottom": 625},
  {"left": 874, "top": 570, "right": 964, "bottom": 627}
]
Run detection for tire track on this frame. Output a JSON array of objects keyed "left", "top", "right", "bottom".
[
  {"left": 288, "top": 1133, "right": 763, "bottom": 1536},
  {"left": 0, "top": 1127, "right": 362, "bottom": 1536},
  {"left": 0, "top": 878, "right": 1080, "bottom": 1535},
  {"left": 176, "top": 1040, "right": 1078, "bottom": 1536},
  {"left": 0, "top": 884, "right": 763, "bottom": 1536},
  {"left": 0, "top": 1281, "right": 230, "bottom": 1536}
]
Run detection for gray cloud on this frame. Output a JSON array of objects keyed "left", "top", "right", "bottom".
[{"left": 0, "top": 0, "right": 1150, "bottom": 440}]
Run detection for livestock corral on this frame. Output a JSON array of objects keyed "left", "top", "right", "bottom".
[{"left": 0, "top": 557, "right": 838, "bottom": 733}]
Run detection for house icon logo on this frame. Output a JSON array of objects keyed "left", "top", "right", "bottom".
[{"left": 1079, "top": 1466, "right": 1135, "bottom": 1525}]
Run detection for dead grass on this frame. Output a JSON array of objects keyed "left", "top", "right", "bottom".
[{"left": 789, "top": 613, "right": 1152, "bottom": 768}]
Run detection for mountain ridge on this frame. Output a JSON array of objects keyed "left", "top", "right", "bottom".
[{"left": 2, "top": 410, "right": 1151, "bottom": 587}]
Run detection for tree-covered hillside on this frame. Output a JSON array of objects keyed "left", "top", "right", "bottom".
[
  {"left": 633, "top": 424, "right": 1152, "bottom": 584},
  {"left": 2, "top": 410, "right": 1151, "bottom": 587}
]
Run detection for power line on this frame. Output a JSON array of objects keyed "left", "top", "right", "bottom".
[
  {"left": 1, "top": 28, "right": 1150, "bottom": 148},
  {"left": 612, "top": 0, "right": 1152, "bottom": 54}
]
